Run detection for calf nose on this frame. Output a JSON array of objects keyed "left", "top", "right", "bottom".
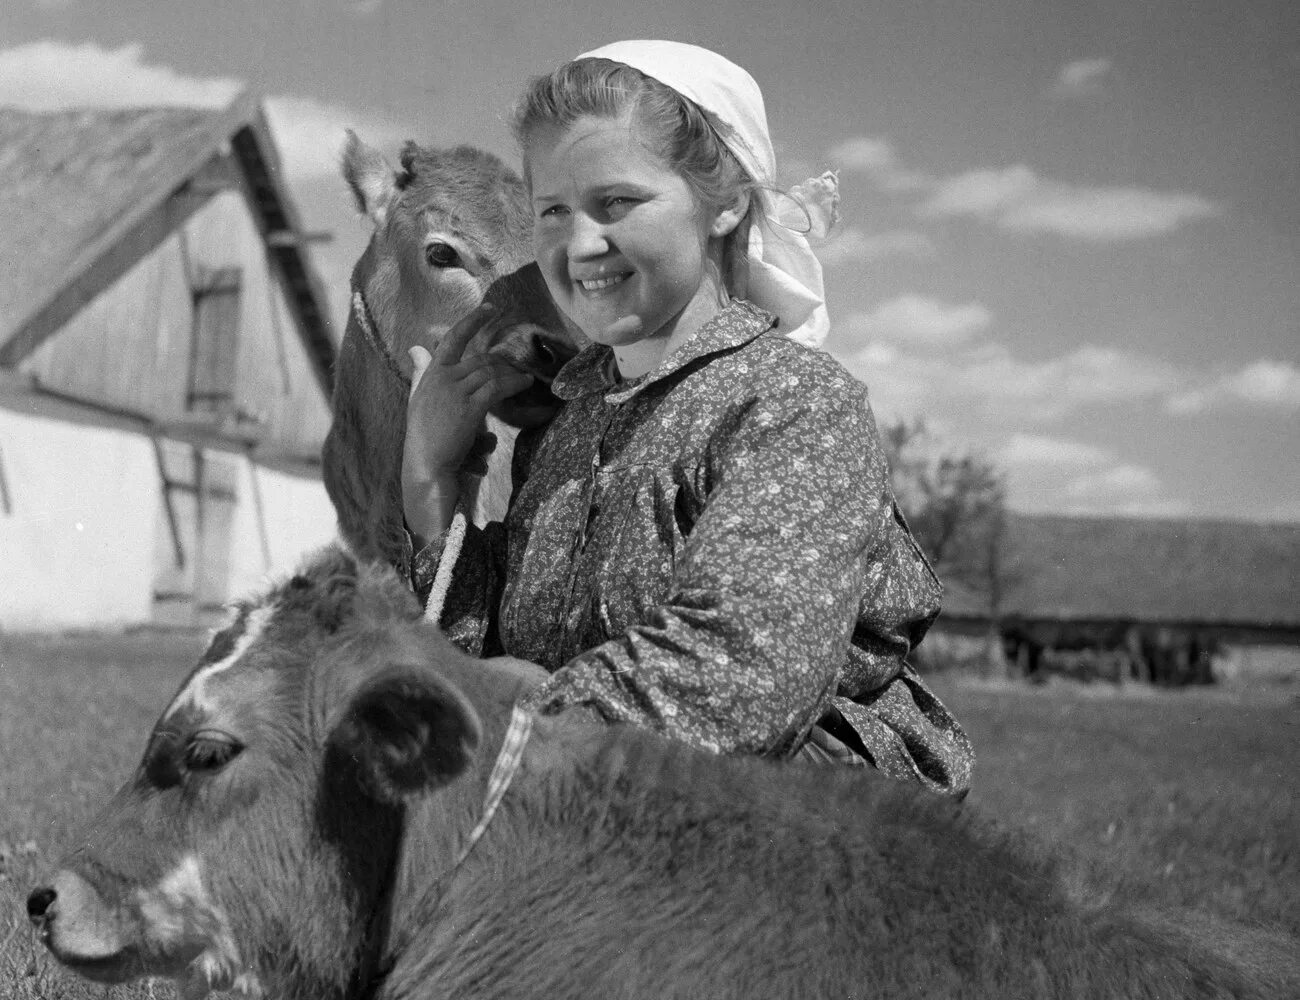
[{"left": 27, "top": 886, "right": 57, "bottom": 926}]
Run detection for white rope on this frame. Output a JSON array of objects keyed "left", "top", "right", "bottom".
[{"left": 422, "top": 507, "right": 466, "bottom": 624}]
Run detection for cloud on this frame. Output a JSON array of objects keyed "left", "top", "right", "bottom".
[
  {"left": 995, "top": 433, "right": 1184, "bottom": 516},
  {"left": 0, "top": 40, "right": 241, "bottom": 108},
  {"left": 1053, "top": 58, "right": 1113, "bottom": 98},
  {"left": 919, "top": 165, "right": 1220, "bottom": 240},
  {"left": 0, "top": 40, "right": 411, "bottom": 180},
  {"left": 844, "top": 295, "right": 991, "bottom": 347},
  {"left": 263, "top": 96, "right": 408, "bottom": 181},
  {"left": 824, "top": 133, "right": 1219, "bottom": 242},
  {"left": 835, "top": 333, "right": 1181, "bottom": 426},
  {"left": 826, "top": 135, "right": 932, "bottom": 192},
  {"left": 998, "top": 433, "right": 1114, "bottom": 471},
  {"left": 1165, "top": 359, "right": 1300, "bottom": 414},
  {"left": 815, "top": 227, "right": 936, "bottom": 268}
]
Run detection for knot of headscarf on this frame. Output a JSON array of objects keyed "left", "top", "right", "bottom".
[{"left": 577, "top": 40, "right": 838, "bottom": 349}]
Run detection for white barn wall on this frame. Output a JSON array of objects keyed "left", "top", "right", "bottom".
[
  {"left": 0, "top": 405, "right": 339, "bottom": 630},
  {"left": 225, "top": 458, "right": 339, "bottom": 600},
  {"left": 0, "top": 408, "right": 157, "bottom": 629}
]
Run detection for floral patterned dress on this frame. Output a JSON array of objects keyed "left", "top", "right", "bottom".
[{"left": 411, "top": 300, "right": 973, "bottom": 797}]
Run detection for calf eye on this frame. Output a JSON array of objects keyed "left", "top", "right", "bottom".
[
  {"left": 185, "top": 731, "right": 244, "bottom": 773},
  {"left": 425, "top": 242, "right": 461, "bottom": 268}
]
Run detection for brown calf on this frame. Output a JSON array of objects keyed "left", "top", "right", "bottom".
[
  {"left": 28, "top": 547, "right": 1300, "bottom": 999},
  {"left": 323, "top": 133, "right": 581, "bottom": 568}
]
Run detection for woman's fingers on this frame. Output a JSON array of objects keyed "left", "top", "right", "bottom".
[
  {"left": 434, "top": 301, "right": 497, "bottom": 366},
  {"left": 408, "top": 345, "right": 433, "bottom": 394},
  {"left": 457, "top": 357, "right": 534, "bottom": 403}
]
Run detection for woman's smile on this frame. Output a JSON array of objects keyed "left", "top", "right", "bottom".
[
  {"left": 526, "top": 110, "right": 732, "bottom": 377},
  {"left": 576, "top": 272, "right": 632, "bottom": 294}
]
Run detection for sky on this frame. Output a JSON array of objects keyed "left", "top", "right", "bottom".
[{"left": 2, "top": 0, "right": 1297, "bottom": 522}]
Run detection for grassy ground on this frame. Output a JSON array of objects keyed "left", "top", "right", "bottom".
[{"left": 1, "top": 631, "right": 1296, "bottom": 998}]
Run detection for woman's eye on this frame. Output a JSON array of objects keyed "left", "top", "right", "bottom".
[
  {"left": 538, "top": 205, "right": 568, "bottom": 220},
  {"left": 184, "top": 731, "right": 244, "bottom": 773},
  {"left": 425, "top": 242, "right": 461, "bottom": 268}
]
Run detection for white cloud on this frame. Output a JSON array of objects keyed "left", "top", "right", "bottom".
[
  {"left": 1166, "top": 359, "right": 1300, "bottom": 414},
  {"left": 263, "top": 96, "right": 408, "bottom": 181},
  {"left": 815, "top": 227, "right": 936, "bottom": 268},
  {"left": 998, "top": 433, "right": 1114, "bottom": 471},
  {"left": 1054, "top": 58, "right": 1113, "bottom": 98},
  {"left": 920, "top": 165, "right": 1219, "bottom": 240},
  {"left": 828, "top": 136, "right": 897, "bottom": 171},
  {"left": 0, "top": 40, "right": 240, "bottom": 108},
  {"left": 836, "top": 335, "right": 1181, "bottom": 425},
  {"left": 0, "top": 40, "right": 411, "bottom": 180},
  {"left": 994, "top": 433, "right": 1183, "bottom": 516},
  {"left": 826, "top": 135, "right": 932, "bottom": 192},
  {"left": 844, "top": 295, "right": 991, "bottom": 347},
  {"left": 824, "top": 132, "right": 1219, "bottom": 242}
]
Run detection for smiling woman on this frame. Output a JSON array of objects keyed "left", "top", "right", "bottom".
[
  {"left": 400, "top": 40, "right": 973, "bottom": 795},
  {"left": 526, "top": 110, "right": 742, "bottom": 377}
]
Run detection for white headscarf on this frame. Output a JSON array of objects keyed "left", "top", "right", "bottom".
[{"left": 577, "top": 40, "right": 839, "bottom": 349}]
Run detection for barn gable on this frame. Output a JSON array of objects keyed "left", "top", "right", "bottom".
[
  {"left": 0, "top": 93, "right": 334, "bottom": 399},
  {"left": 0, "top": 95, "right": 342, "bottom": 629}
]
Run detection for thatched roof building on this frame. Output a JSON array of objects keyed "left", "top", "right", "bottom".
[
  {"left": 941, "top": 513, "right": 1300, "bottom": 642},
  {"left": 0, "top": 93, "right": 335, "bottom": 456},
  {"left": 0, "top": 94, "right": 341, "bottom": 628}
]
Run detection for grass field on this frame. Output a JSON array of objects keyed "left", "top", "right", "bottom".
[{"left": 1, "top": 630, "right": 1296, "bottom": 998}]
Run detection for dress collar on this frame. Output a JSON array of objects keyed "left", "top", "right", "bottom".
[{"left": 552, "top": 300, "right": 778, "bottom": 404}]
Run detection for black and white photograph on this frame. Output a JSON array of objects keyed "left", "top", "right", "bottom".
[{"left": 1, "top": 1, "right": 1297, "bottom": 997}]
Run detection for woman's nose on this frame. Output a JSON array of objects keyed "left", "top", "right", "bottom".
[{"left": 567, "top": 213, "right": 610, "bottom": 260}]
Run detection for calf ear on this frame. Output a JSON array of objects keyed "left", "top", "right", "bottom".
[
  {"left": 341, "top": 130, "right": 398, "bottom": 227},
  {"left": 328, "top": 669, "right": 482, "bottom": 803}
]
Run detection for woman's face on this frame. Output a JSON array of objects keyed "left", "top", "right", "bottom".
[{"left": 526, "top": 112, "right": 732, "bottom": 378}]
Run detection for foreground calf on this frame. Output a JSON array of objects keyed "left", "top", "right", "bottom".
[{"left": 27, "top": 547, "right": 1300, "bottom": 999}]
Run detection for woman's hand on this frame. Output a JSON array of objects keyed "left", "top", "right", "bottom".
[
  {"left": 485, "top": 655, "right": 552, "bottom": 690},
  {"left": 402, "top": 303, "right": 535, "bottom": 544}
]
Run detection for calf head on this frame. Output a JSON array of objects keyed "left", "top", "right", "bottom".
[
  {"left": 27, "top": 548, "right": 489, "bottom": 1000},
  {"left": 323, "top": 133, "right": 584, "bottom": 566}
]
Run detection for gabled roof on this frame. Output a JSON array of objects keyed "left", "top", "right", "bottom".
[
  {"left": 941, "top": 513, "right": 1300, "bottom": 630},
  {"left": 0, "top": 93, "right": 335, "bottom": 398}
]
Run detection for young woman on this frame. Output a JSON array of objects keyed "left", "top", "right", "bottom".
[{"left": 401, "top": 40, "right": 973, "bottom": 796}]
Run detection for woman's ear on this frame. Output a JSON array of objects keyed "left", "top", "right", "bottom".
[{"left": 710, "top": 190, "right": 752, "bottom": 239}]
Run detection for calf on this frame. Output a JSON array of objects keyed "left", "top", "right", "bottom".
[
  {"left": 324, "top": 133, "right": 582, "bottom": 568},
  {"left": 28, "top": 547, "right": 1300, "bottom": 999}
]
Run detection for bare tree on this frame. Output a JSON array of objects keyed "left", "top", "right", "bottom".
[{"left": 881, "top": 419, "right": 1016, "bottom": 674}]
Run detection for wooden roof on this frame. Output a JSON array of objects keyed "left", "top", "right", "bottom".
[
  {"left": 0, "top": 93, "right": 335, "bottom": 397},
  {"left": 941, "top": 513, "right": 1300, "bottom": 630}
]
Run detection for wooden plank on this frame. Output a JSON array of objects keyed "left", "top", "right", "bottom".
[
  {"left": 186, "top": 265, "right": 243, "bottom": 413},
  {"left": 226, "top": 115, "right": 336, "bottom": 400}
]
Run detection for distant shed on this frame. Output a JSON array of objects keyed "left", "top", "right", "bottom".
[
  {"left": 0, "top": 94, "right": 341, "bottom": 629},
  {"left": 931, "top": 513, "right": 1300, "bottom": 683}
]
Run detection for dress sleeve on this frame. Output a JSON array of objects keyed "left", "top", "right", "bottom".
[
  {"left": 522, "top": 379, "right": 896, "bottom": 756},
  {"left": 405, "top": 511, "right": 508, "bottom": 656}
]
